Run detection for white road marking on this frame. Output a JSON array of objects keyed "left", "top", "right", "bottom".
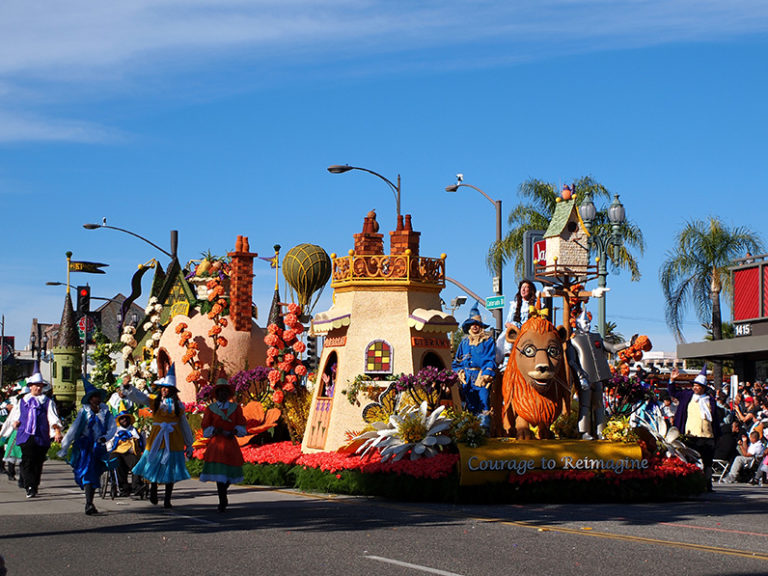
[
  {"left": 166, "top": 511, "right": 219, "bottom": 525},
  {"left": 364, "top": 555, "right": 465, "bottom": 576}
]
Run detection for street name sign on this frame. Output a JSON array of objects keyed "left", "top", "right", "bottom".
[{"left": 486, "top": 296, "right": 505, "bottom": 310}]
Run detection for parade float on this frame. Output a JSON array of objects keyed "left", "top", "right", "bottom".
[{"left": 180, "top": 204, "right": 705, "bottom": 503}]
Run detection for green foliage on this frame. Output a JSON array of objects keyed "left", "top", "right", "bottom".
[
  {"left": 490, "top": 176, "right": 645, "bottom": 282},
  {"left": 90, "top": 329, "right": 122, "bottom": 393},
  {"left": 341, "top": 374, "right": 396, "bottom": 406}
]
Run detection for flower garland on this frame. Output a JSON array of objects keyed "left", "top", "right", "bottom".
[
  {"left": 264, "top": 303, "right": 307, "bottom": 404},
  {"left": 119, "top": 297, "right": 163, "bottom": 389},
  {"left": 176, "top": 276, "right": 230, "bottom": 401}
]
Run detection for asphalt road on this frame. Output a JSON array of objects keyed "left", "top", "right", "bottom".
[{"left": 1, "top": 460, "right": 767, "bottom": 576}]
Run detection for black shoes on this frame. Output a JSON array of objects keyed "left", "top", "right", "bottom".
[
  {"left": 85, "top": 504, "right": 98, "bottom": 515},
  {"left": 25, "top": 487, "right": 36, "bottom": 499}
]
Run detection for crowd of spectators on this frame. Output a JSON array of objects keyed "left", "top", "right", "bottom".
[{"left": 621, "top": 373, "right": 768, "bottom": 486}]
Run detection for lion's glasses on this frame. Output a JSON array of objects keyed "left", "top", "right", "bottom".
[{"left": 516, "top": 343, "right": 561, "bottom": 359}]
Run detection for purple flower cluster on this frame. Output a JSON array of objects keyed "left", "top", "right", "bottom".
[
  {"left": 229, "top": 366, "right": 271, "bottom": 393},
  {"left": 395, "top": 366, "right": 459, "bottom": 394},
  {"left": 197, "top": 384, "right": 213, "bottom": 402}
]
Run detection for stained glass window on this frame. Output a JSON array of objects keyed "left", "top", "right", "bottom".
[{"left": 365, "top": 340, "right": 393, "bottom": 374}]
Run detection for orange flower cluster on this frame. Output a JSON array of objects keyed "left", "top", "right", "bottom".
[
  {"left": 264, "top": 303, "right": 306, "bottom": 403},
  {"left": 617, "top": 334, "right": 653, "bottom": 375}
]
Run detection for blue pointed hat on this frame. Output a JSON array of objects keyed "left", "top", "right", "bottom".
[
  {"left": 461, "top": 302, "right": 490, "bottom": 333},
  {"left": 154, "top": 363, "right": 178, "bottom": 390},
  {"left": 81, "top": 375, "right": 107, "bottom": 405}
]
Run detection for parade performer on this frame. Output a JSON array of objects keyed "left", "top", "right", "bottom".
[
  {"left": 123, "top": 364, "right": 194, "bottom": 508},
  {"left": 199, "top": 376, "right": 246, "bottom": 513},
  {"left": 59, "top": 377, "right": 116, "bottom": 515},
  {"left": 4, "top": 369, "right": 62, "bottom": 498},
  {"left": 453, "top": 303, "right": 496, "bottom": 429},
  {"left": 497, "top": 280, "right": 538, "bottom": 368},
  {"left": 669, "top": 365, "right": 719, "bottom": 492},
  {"left": 106, "top": 403, "right": 145, "bottom": 497},
  {"left": 0, "top": 383, "right": 26, "bottom": 485}
]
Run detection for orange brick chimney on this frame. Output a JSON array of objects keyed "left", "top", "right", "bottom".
[
  {"left": 354, "top": 210, "right": 384, "bottom": 255},
  {"left": 389, "top": 214, "right": 420, "bottom": 256},
  {"left": 228, "top": 235, "right": 258, "bottom": 332}
]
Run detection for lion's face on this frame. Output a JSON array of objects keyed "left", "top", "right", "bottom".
[{"left": 513, "top": 332, "right": 564, "bottom": 392}]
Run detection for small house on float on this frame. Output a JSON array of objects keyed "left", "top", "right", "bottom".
[
  {"left": 133, "top": 235, "right": 267, "bottom": 403},
  {"left": 302, "top": 212, "right": 458, "bottom": 453}
]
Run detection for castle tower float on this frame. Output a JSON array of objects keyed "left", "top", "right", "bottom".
[
  {"left": 302, "top": 212, "right": 458, "bottom": 453},
  {"left": 51, "top": 291, "right": 83, "bottom": 410}
]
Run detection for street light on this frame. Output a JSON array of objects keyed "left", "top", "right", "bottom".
[
  {"left": 445, "top": 177, "right": 504, "bottom": 334},
  {"left": 578, "top": 190, "right": 627, "bottom": 338},
  {"left": 30, "top": 329, "right": 48, "bottom": 363},
  {"left": 83, "top": 222, "right": 177, "bottom": 259},
  {"left": 327, "top": 164, "right": 401, "bottom": 221}
]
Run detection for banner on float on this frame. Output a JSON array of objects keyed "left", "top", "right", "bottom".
[{"left": 458, "top": 438, "right": 646, "bottom": 486}]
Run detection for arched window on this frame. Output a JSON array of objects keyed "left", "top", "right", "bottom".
[
  {"left": 421, "top": 351, "right": 444, "bottom": 370},
  {"left": 365, "top": 340, "right": 393, "bottom": 375}
]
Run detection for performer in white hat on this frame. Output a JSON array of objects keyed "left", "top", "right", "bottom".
[
  {"left": 122, "top": 364, "right": 194, "bottom": 508},
  {"left": 668, "top": 364, "right": 719, "bottom": 491},
  {"left": 4, "top": 366, "right": 62, "bottom": 498}
]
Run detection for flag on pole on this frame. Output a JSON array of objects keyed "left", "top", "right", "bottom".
[{"left": 68, "top": 261, "right": 109, "bottom": 274}]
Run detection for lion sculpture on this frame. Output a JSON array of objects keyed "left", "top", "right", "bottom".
[{"left": 502, "top": 315, "right": 570, "bottom": 439}]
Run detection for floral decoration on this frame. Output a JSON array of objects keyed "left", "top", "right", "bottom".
[
  {"left": 118, "top": 297, "right": 163, "bottom": 389},
  {"left": 354, "top": 401, "right": 453, "bottom": 462}
]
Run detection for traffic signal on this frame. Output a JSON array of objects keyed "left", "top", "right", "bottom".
[
  {"left": 306, "top": 336, "right": 318, "bottom": 372},
  {"left": 76, "top": 285, "right": 91, "bottom": 315}
]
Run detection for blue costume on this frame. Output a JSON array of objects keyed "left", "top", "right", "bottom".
[
  {"left": 60, "top": 403, "right": 116, "bottom": 488},
  {"left": 59, "top": 377, "right": 115, "bottom": 514},
  {"left": 452, "top": 304, "right": 496, "bottom": 429}
]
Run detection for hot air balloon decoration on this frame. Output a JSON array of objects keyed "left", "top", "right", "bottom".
[{"left": 283, "top": 244, "right": 332, "bottom": 315}]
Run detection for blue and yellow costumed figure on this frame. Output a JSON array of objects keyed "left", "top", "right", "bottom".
[
  {"left": 452, "top": 303, "right": 497, "bottom": 429},
  {"left": 59, "top": 376, "right": 116, "bottom": 515}
]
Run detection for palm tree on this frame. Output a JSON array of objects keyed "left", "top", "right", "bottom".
[
  {"left": 489, "top": 176, "right": 645, "bottom": 282},
  {"left": 660, "top": 217, "right": 763, "bottom": 386}
]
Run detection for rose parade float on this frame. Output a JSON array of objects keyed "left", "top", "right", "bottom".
[{"left": 121, "top": 204, "right": 705, "bottom": 503}]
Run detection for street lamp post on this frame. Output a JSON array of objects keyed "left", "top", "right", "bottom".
[
  {"left": 83, "top": 222, "right": 177, "bottom": 259},
  {"left": 578, "top": 191, "right": 627, "bottom": 338},
  {"left": 327, "top": 165, "right": 401, "bottom": 221},
  {"left": 445, "top": 179, "right": 504, "bottom": 334}
]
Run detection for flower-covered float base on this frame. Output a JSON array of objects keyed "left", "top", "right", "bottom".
[{"left": 189, "top": 440, "right": 705, "bottom": 503}]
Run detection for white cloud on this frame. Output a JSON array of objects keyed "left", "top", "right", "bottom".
[
  {"left": 0, "top": 112, "right": 119, "bottom": 143},
  {"left": 1, "top": 0, "right": 767, "bottom": 142}
]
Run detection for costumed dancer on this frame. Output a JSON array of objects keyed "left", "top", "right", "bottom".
[
  {"left": 0, "top": 383, "right": 26, "bottom": 485},
  {"left": 199, "top": 376, "right": 246, "bottom": 513},
  {"left": 669, "top": 365, "right": 719, "bottom": 492},
  {"left": 122, "top": 364, "right": 194, "bottom": 508},
  {"left": 106, "top": 403, "right": 145, "bottom": 497},
  {"left": 452, "top": 303, "right": 496, "bottom": 429},
  {"left": 58, "top": 377, "right": 116, "bottom": 515},
  {"left": 4, "top": 368, "right": 62, "bottom": 498}
]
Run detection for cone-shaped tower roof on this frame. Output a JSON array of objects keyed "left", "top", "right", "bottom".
[{"left": 57, "top": 292, "right": 80, "bottom": 348}]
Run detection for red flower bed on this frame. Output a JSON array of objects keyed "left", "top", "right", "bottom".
[{"left": 195, "top": 441, "right": 458, "bottom": 480}]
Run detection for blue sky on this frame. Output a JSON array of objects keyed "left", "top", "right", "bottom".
[{"left": 1, "top": 1, "right": 767, "bottom": 356}]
